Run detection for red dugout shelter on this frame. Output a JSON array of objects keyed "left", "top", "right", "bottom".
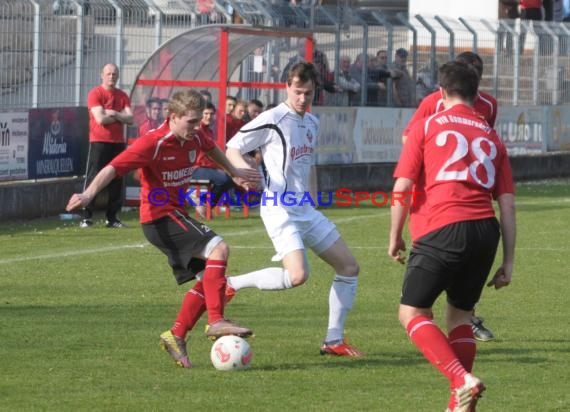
[
  {"left": 130, "top": 24, "right": 315, "bottom": 149},
  {"left": 126, "top": 25, "right": 315, "bottom": 207}
]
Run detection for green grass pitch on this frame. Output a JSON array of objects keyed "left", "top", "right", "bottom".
[{"left": 0, "top": 179, "right": 569, "bottom": 411}]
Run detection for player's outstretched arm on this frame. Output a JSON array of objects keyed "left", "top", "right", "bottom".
[
  {"left": 388, "top": 177, "right": 414, "bottom": 264},
  {"left": 66, "top": 165, "right": 117, "bottom": 211},
  {"left": 487, "top": 193, "right": 516, "bottom": 289},
  {"left": 209, "top": 146, "right": 261, "bottom": 190},
  {"left": 226, "top": 147, "right": 254, "bottom": 170}
]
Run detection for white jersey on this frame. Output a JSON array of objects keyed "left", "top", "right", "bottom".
[{"left": 227, "top": 102, "right": 318, "bottom": 214}]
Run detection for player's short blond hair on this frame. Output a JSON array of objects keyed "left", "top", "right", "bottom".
[{"left": 168, "top": 89, "right": 206, "bottom": 116}]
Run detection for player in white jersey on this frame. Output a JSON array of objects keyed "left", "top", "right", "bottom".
[{"left": 225, "top": 62, "right": 364, "bottom": 357}]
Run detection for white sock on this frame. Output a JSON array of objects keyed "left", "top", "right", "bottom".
[
  {"left": 325, "top": 274, "right": 358, "bottom": 343},
  {"left": 227, "top": 267, "right": 293, "bottom": 291}
]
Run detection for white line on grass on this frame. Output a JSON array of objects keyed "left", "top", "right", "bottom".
[
  {"left": 0, "top": 213, "right": 384, "bottom": 265},
  {"left": 2, "top": 210, "right": 566, "bottom": 265},
  {"left": 0, "top": 243, "right": 149, "bottom": 265}
]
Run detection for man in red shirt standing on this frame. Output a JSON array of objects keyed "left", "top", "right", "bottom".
[
  {"left": 389, "top": 61, "right": 516, "bottom": 411},
  {"left": 66, "top": 89, "right": 260, "bottom": 369},
  {"left": 402, "top": 51, "right": 499, "bottom": 342},
  {"left": 82, "top": 63, "right": 134, "bottom": 229}
]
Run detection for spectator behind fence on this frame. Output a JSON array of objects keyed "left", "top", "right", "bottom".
[
  {"left": 416, "top": 58, "right": 439, "bottom": 106},
  {"left": 375, "top": 50, "right": 390, "bottom": 106},
  {"left": 562, "top": 0, "right": 570, "bottom": 21},
  {"left": 327, "top": 55, "right": 360, "bottom": 106},
  {"left": 499, "top": 0, "right": 520, "bottom": 55},
  {"left": 349, "top": 53, "right": 400, "bottom": 106},
  {"left": 545, "top": 0, "right": 564, "bottom": 21},
  {"left": 191, "top": 102, "right": 234, "bottom": 218},
  {"left": 160, "top": 98, "right": 170, "bottom": 121},
  {"left": 225, "top": 99, "right": 247, "bottom": 144},
  {"left": 225, "top": 95, "right": 237, "bottom": 116},
  {"left": 519, "top": 0, "right": 543, "bottom": 54},
  {"left": 367, "top": 55, "right": 392, "bottom": 106},
  {"left": 312, "top": 48, "right": 341, "bottom": 105},
  {"left": 243, "top": 99, "right": 264, "bottom": 123},
  {"left": 280, "top": 38, "right": 339, "bottom": 106},
  {"left": 196, "top": 0, "right": 218, "bottom": 24},
  {"left": 81, "top": 63, "right": 133, "bottom": 229},
  {"left": 199, "top": 89, "right": 213, "bottom": 103},
  {"left": 348, "top": 53, "right": 368, "bottom": 106},
  {"left": 390, "top": 48, "right": 415, "bottom": 107},
  {"left": 138, "top": 97, "right": 162, "bottom": 136},
  {"left": 280, "top": 38, "right": 307, "bottom": 83}
]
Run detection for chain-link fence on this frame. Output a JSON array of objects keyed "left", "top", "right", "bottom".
[{"left": 1, "top": 0, "right": 570, "bottom": 110}]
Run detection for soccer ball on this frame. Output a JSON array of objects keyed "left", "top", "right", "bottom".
[{"left": 210, "top": 335, "right": 252, "bottom": 371}]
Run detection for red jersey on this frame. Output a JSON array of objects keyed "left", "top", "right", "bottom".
[
  {"left": 225, "top": 114, "right": 246, "bottom": 143},
  {"left": 404, "top": 90, "right": 497, "bottom": 136},
  {"left": 110, "top": 122, "right": 216, "bottom": 223},
  {"left": 138, "top": 118, "right": 163, "bottom": 136},
  {"left": 196, "top": 122, "right": 223, "bottom": 169},
  {"left": 87, "top": 85, "right": 131, "bottom": 143},
  {"left": 395, "top": 104, "right": 514, "bottom": 241}
]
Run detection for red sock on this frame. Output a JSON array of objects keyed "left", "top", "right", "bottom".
[
  {"left": 202, "top": 259, "right": 227, "bottom": 325},
  {"left": 407, "top": 315, "right": 468, "bottom": 388},
  {"left": 448, "top": 324, "right": 477, "bottom": 373},
  {"left": 171, "top": 281, "right": 206, "bottom": 339}
]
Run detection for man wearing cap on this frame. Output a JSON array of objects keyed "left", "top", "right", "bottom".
[{"left": 391, "top": 48, "right": 415, "bottom": 107}]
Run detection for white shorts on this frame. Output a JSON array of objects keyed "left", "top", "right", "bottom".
[{"left": 261, "top": 206, "right": 340, "bottom": 261}]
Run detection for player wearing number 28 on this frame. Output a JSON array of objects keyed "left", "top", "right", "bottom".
[
  {"left": 388, "top": 61, "right": 516, "bottom": 412},
  {"left": 402, "top": 52, "right": 498, "bottom": 342}
]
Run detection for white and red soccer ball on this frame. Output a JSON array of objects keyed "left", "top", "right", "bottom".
[{"left": 210, "top": 335, "right": 252, "bottom": 371}]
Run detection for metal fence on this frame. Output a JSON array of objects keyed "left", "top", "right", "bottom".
[{"left": 1, "top": 0, "right": 570, "bottom": 110}]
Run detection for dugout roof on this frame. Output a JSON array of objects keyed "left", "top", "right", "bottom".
[{"left": 131, "top": 25, "right": 314, "bottom": 146}]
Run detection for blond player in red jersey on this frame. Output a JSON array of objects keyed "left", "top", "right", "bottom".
[
  {"left": 67, "top": 90, "right": 261, "bottom": 369},
  {"left": 402, "top": 51, "right": 499, "bottom": 342},
  {"left": 389, "top": 61, "right": 516, "bottom": 411}
]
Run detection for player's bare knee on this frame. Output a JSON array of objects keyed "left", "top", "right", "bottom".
[
  {"left": 208, "top": 240, "right": 230, "bottom": 260},
  {"left": 399, "top": 306, "right": 432, "bottom": 328},
  {"left": 289, "top": 268, "right": 309, "bottom": 286}
]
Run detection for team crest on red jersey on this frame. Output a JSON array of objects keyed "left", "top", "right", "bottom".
[
  {"left": 306, "top": 129, "right": 313, "bottom": 143},
  {"left": 188, "top": 150, "right": 196, "bottom": 163}
]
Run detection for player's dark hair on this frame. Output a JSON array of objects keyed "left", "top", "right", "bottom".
[
  {"left": 248, "top": 99, "right": 264, "bottom": 109},
  {"left": 146, "top": 97, "right": 160, "bottom": 107},
  {"left": 199, "top": 89, "right": 212, "bottom": 101},
  {"left": 438, "top": 61, "right": 479, "bottom": 103},
  {"left": 455, "top": 51, "right": 483, "bottom": 79},
  {"left": 204, "top": 101, "right": 216, "bottom": 113},
  {"left": 286, "top": 61, "right": 320, "bottom": 88}
]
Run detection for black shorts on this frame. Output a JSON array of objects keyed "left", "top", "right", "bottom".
[
  {"left": 142, "top": 210, "right": 220, "bottom": 285},
  {"left": 400, "top": 217, "right": 500, "bottom": 311}
]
